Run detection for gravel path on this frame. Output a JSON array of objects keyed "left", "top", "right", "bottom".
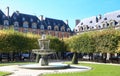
[{"left": 0, "top": 62, "right": 91, "bottom": 76}]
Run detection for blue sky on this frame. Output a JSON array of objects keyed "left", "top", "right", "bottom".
[{"left": 0, "top": 0, "right": 120, "bottom": 30}]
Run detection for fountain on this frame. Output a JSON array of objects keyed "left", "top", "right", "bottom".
[
  {"left": 32, "top": 34, "right": 54, "bottom": 66},
  {"left": 20, "top": 34, "right": 70, "bottom": 69}
]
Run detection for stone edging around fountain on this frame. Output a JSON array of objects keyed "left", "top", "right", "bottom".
[
  {"left": 19, "top": 63, "right": 70, "bottom": 69},
  {"left": 19, "top": 62, "right": 92, "bottom": 71}
]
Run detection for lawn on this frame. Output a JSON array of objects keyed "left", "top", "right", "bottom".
[
  {"left": 0, "top": 71, "right": 11, "bottom": 76},
  {"left": 43, "top": 62, "right": 120, "bottom": 76},
  {"left": 0, "top": 62, "right": 34, "bottom": 66}
]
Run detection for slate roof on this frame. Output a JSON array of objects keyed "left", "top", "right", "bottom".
[
  {"left": 74, "top": 10, "right": 120, "bottom": 32},
  {"left": 11, "top": 11, "right": 71, "bottom": 32},
  {"left": 11, "top": 12, "right": 40, "bottom": 28},
  {"left": 0, "top": 10, "right": 6, "bottom": 25}
]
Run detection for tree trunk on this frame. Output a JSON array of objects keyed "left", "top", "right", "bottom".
[
  {"left": 72, "top": 52, "right": 78, "bottom": 64},
  {"left": 102, "top": 53, "right": 107, "bottom": 63}
]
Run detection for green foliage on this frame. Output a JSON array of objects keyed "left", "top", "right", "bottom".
[
  {"left": 0, "top": 29, "right": 40, "bottom": 53},
  {"left": 93, "top": 29, "right": 120, "bottom": 53},
  {"left": 47, "top": 36, "right": 67, "bottom": 52},
  {"left": 68, "top": 29, "right": 120, "bottom": 53}
]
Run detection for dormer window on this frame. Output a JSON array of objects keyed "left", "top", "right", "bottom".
[
  {"left": 109, "top": 20, "right": 115, "bottom": 26},
  {"left": 13, "top": 16, "right": 16, "bottom": 20},
  {"left": 102, "top": 22, "right": 107, "bottom": 28},
  {"left": 22, "top": 17, "right": 25, "bottom": 21},
  {"left": 14, "top": 22, "right": 19, "bottom": 27},
  {"left": 104, "top": 18, "right": 107, "bottom": 20},
  {"left": 47, "top": 20, "right": 50, "bottom": 25},
  {"left": 90, "top": 21, "right": 92, "bottom": 23},
  {"left": 2, "top": 15, "right": 5, "bottom": 18},
  {"left": 32, "top": 23, "right": 37, "bottom": 29},
  {"left": 30, "top": 18, "right": 33, "bottom": 22},
  {"left": 81, "top": 22, "right": 83, "bottom": 25},
  {"left": 37, "top": 20, "right": 39, "bottom": 23},
  {"left": 98, "top": 25, "right": 101, "bottom": 29},
  {"left": 80, "top": 26, "right": 83, "bottom": 31},
  {"left": 61, "top": 26, "right": 65, "bottom": 32},
  {"left": 117, "top": 15, "right": 120, "bottom": 18},
  {"left": 4, "top": 20, "right": 9, "bottom": 26},
  {"left": 40, "top": 25, "right": 44, "bottom": 30},
  {"left": 67, "top": 28, "right": 70, "bottom": 32},
  {"left": 48, "top": 26, "right": 51, "bottom": 30},
  {"left": 54, "top": 26, "right": 59, "bottom": 31},
  {"left": 23, "top": 21, "right": 28, "bottom": 28}
]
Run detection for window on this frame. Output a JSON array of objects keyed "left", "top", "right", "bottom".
[
  {"left": 81, "top": 22, "right": 83, "bottom": 25},
  {"left": 4, "top": 20, "right": 9, "bottom": 26},
  {"left": 103, "top": 24, "right": 105, "bottom": 28},
  {"left": 22, "top": 17, "right": 25, "bottom": 21},
  {"left": 61, "top": 26, "right": 65, "bottom": 32},
  {"left": 67, "top": 28, "right": 70, "bottom": 32},
  {"left": 48, "top": 21, "right": 50, "bottom": 25},
  {"left": 48, "top": 31, "right": 51, "bottom": 35},
  {"left": 32, "top": 23, "right": 37, "bottom": 29},
  {"left": 53, "top": 23, "right": 56, "bottom": 25},
  {"left": 32, "top": 29, "right": 37, "bottom": 34},
  {"left": 48, "top": 26, "right": 51, "bottom": 30},
  {"left": 30, "top": 18, "right": 33, "bottom": 22},
  {"left": 86, "top": 25, "right": 89, "bottom": 30},
  {"left": 54, "top": 26, "right": 59, "bottom": 31},
  {"left": 37, "top": 20, "right": 39, "bottom": 23},
  {"left": 23, "top": 28, "right": 28, "bottom": 33},
  {"left": 62, "top": 32, "right": 64, "bottom": 38},
  {"left": 104, "top": 18, "right": 107, "bottom": 20},
  {"left": 13, "top": 16, "right": 16, "bottom": 20},
  {"left": 80, "top": 26, "right": 83, "bottom": 31},
  {"left": 117, "top": 15, "right": 120, "bottom": 18},
  {"left": 90, "top": 21, "right": 92, "bottom": 23},
  {"left": 2, "top": 15, "right": 5, "bottom": 18},
  {"left": 109, "top": 21, "right": 115, "bottom": 26},
  {"left": 14, "top": 22, "right": 19, "bottom": 27},
  {"left": 14, "top": 27, "right": 19, "bottom": 31},
  {"left": 23, "top": 21, "right": 28, "bottom": 28},
  {"left": 14, "top": 22, "right": 19, "bottom": 31},
  {"left": 98, "top": 25, "right": 101, "bottom": 29},
  {"left": 40, "top": 25, "right": 44, "bottom": 30},
  {"left": 55, "top": 32, "right": 58, "bottom": 37}
]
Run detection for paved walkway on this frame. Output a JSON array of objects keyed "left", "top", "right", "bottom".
[{"left": 0, "top": 62, "right": 91, "bottom": 76}]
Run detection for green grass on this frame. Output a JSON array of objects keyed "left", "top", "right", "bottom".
[
  {"left": 0, "top": 62, "right": 35, "bottom": 66},
  {"left": 0, "top": 71, "right": 11, "bottom": 76},
  {"left": 43, "top": 63, "right": 120, "bottom": 76}
]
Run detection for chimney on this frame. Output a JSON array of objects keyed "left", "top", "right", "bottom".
[
  {"left": 40, "top": 15, "right": 43, "bottom": 21},
  {"left": 75, "top": 19, "right": 80, "bottom": 26},
  {"left": 98, "top": 14, "right": 102, "bottom": 20},
  {"left": 66, "top": 19, "right": 68, "bottom": 25},
  {"left": 6, "top": 6, "right": 9, "bottom": 17},
  {"left": 16, "top": 11, "right": 19, "bottom": 15}
]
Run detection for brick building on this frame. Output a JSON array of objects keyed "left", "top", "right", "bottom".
[{"left": 0, "top": 7, "right": 71, "bottom": 38}]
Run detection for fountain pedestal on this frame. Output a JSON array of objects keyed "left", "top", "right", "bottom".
[{"left": 39, "top": 55, "right": 48, "bottom": 66}]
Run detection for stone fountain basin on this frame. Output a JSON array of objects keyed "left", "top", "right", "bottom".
[{"left": 19, "top": 63, "right": 70, "bottom": 69}]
